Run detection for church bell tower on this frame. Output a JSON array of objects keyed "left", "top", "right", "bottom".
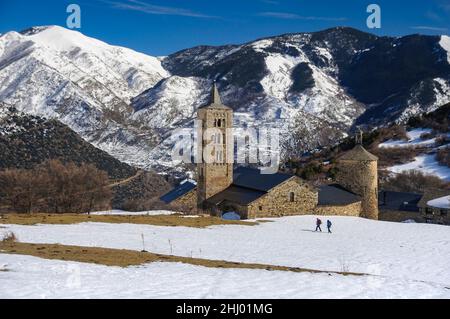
[{"left": 196, "top": 83, "right": 234, "bottom": 214}]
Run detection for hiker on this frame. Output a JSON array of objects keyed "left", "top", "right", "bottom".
[
  {"left": 315, "top": 218, "right": 322, "bottom": 232},
  {"left": 327, "top": 220, "right": 332, "bottom": 233}
]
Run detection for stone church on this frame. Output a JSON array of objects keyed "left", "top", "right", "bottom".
[{"left": 161, "top": 84, "right": 379, "bottom": 220}]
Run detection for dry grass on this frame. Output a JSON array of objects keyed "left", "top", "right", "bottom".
[
  {"left": 0, "top": 214, "right": 257, "bottom": 228},
  {"left": 0, "top": 241, "right": 364, "bottom": 276}
]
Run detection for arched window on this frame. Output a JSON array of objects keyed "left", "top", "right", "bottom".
[
  {"left": 290, "top": 192, "right": 295, "bottom": 202},
  {"left": 217, "top": 119, "right": 222, "bottom": 127},
  {"left": 222, "top": 119, "right": 226, "bottom": 127},
  {"left": 213, "top": 119, "right": 217, "bottom": 127}
]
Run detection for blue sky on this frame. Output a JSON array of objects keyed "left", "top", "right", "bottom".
[{"left": 1, "top": 0, "right": 449, "bottom": 56}]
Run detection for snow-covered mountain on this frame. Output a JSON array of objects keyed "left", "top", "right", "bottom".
[
  {"left": 1, "top": 26, "right": 449, "bottom": 175},
  {"left": 0, "top": 26, "right": 168, "bottom": 168}
]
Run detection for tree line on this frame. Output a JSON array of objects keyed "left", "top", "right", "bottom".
[{"left": 0, "top": 160, "right": 112, "bottom": 214}]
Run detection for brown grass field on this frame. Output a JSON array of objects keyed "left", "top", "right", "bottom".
[
  {"left": 0, "top": 240, "right": 364, "bottom": 276},
  {"left": 0, "top": 213, "right": 258, "bottom": 228}
]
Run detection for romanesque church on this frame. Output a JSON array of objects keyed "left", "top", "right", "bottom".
[{"left": 161, "top": 84, "right": 379, "bottom": 220}]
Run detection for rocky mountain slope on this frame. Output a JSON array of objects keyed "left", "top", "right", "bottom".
[
  {"left": 0, "top": 26, "right": 168, "bottom": 168},
  {"left": 0, "top": 102, "right": 172, "bottom": 209},
  {"left": 1, "top": 26, "right": 449, "bottom": 175},
  {"left": 0, "top": 102, "right": 136, "bottom": 179}
]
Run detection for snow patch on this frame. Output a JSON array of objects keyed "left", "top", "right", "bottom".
[
  {"left": 89, "top": 210, "right": 181, "bottom": 216},
  {"left": 379, "top": 128, "right": 437, "bottom": 148},
  {"left": 389, "top": 154, "right": 450, "bottom": 181},
  {"left": 440, "top": 36, "right": 450, "bottom": 64}
]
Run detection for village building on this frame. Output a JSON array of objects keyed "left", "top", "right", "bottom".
[
  {"left": 161, "top": 84, "right": 380, "bottom": 220},
  {"left": 418, "top": 190, "right": 450, "bottom": 225},
  {"left": 378, "top": 190, "right": 424, "bottom": 223}
]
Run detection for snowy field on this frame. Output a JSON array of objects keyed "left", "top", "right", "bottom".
[
  {"left": 89, "top": 209, "right": 179, "bottom": 216},
  {"left": 1, "top": 215, "right": 450, "bottom": 299}
]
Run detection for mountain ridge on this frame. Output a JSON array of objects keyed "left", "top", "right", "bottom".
[{"left": 0, "top": 25, "right": 449, "bottom": 176}]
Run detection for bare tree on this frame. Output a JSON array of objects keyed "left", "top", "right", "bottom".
[{"left": 0, "top": 160, "right": 112, "bottom": 214}]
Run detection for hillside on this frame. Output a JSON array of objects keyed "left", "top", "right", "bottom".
[
  {"left": 0, "top": 103, "right": 136, "bottom": 179},
  {"left": 0, "top": 103, "right": 172, "bottom": 209},
  {"left": 288, "top": 103, "right": 450, "bottom": 185},
  {"left": 1, "top": 26, "right": 449, "bottom": 175}
]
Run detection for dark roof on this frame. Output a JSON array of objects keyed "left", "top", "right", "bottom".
[
  {"left": 379, "top": 191, "right": 422, "bottom": 212},
  {"left": 199, "top": 83, "right": 232, "bottom": 110},
  {"left": 339, "top": 145, "right": 378, "bottom": 161},
  {"left": 318, "top": 184, "right": 361, "bottom": 206},
  {"left": 233, "top": 167, "right": 294, "bottom": 192},
  {"left": 160, "top": 181, "right": 196, "bottom": 204},
  {"left": 206, "top": 185, "right": 266, "bottom": 206}
]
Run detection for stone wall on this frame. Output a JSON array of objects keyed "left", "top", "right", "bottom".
[
  {"left": 213, "top": 201, "right": 249, "bottom": 219},
  {"left": 314, "top": 202, "right": 362, "bottom": 217},
  {"left": 379, "top": 209, "right": 424, "bottom": 223},
  {"left": 246, "top": 177, "right": 318, "bottom": 219},
  {"left": 170, "top": 188, "right": 197, "bottom": 214},
  {"left": 420, "top": 207, "right": 450, "bottom": 225},
  {"left": 336, "top": 159, "right": 378, "bottom": 220}
]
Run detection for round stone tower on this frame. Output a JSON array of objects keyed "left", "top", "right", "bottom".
[{"left": 335, "top": 141, "right": 379, "bottom": 220}]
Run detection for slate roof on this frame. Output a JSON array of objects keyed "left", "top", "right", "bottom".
[
  {"left": 233, "top": 167, "right": 294, "bottom": 192},
  {"left": 160, "top": 167, "right": 297, "bottom": 205},
  {"left": 206, "top": 185, "right": 266, "bottom": 206},
  {"left": 160, "top": 181, "right": 196, "bottom": 204},
  {"left": 339, "top": 145, "right": 378, "bottom": 161},
  {"left": 378, "top": 190, "right": 422, "bottom": 212},
  {"left": 318, "top": 184, "right": 361, "bottom": 206},
  {"left": 199, "top": 83, "right": 232, "bottom": 110}
]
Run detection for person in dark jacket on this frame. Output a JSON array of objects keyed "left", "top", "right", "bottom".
[
  {"left": 315, "top": 218, "right": 322, "bottom": 232},
  {"left": 327, "top": 220, "right": 332, "bottom": 233}
]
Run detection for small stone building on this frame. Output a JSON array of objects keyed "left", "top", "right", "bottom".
[
  {"left": 160, "top": 180, "right": 197, "bottom": 214},
  {"left": 378, "top": 190, "right": 424, "bottom": 223},
  {"left": 418, "top": 190, "right": 450, "bottom": 225}
]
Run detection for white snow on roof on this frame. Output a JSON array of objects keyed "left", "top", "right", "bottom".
[
  {"left": 427, "top": 195, "right": 450, "bottom": 209},
  {"left": 440, "top": 35, "right": 450, "bottom": 64}
]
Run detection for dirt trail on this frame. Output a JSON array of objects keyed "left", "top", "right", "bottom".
[{"left": 108, "top": 170, "right": 143, "bottom": 188}]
